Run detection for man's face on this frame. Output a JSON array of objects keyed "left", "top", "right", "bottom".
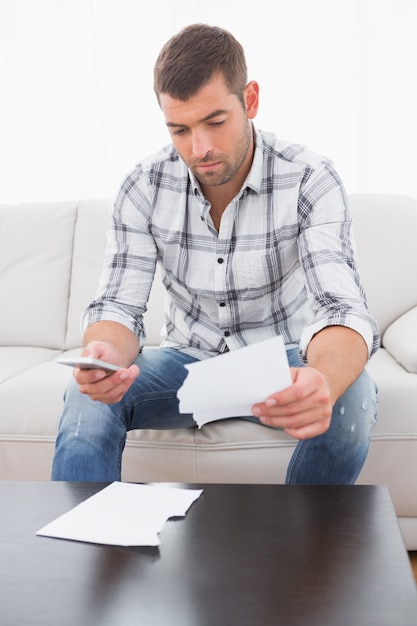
[{"left": 160, "top": 73, "right": 258, "bottom": 190}]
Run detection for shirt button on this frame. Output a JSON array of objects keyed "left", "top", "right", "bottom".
[
  {"left": 219, "top": 302, "right": 226, "bottom": 307},
  {"left": 217, "top": 257, "right": 224, "bottom": 264},
  {"left": 224, "top": 331, "right": 230, "bottom": 337}
]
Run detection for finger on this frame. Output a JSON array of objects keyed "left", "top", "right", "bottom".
[
  {"left": 252, "top": 393, "right": 313, "bottom": 419},
  {"left": 83, "top": 378, "right": 130, "bottom": 403},
  {"left": 74, "top": 367, "right": 108, "bottom": 385},
  {"left": 284, "top": 417, "right": 331, "bottom": 440},
  {"left": 80, "top": 366, "right": 139, "bottom": 403},
  {"left": 258, "top": 400, "right": 332, "bottom": 435}
]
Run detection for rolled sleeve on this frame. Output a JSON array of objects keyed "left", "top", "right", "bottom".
[
  {"left": 297, "top": 173, "right": 380, "bottom": 360},
  {"left": 83, "top": 170, "right": 158, "bottom": 344}
]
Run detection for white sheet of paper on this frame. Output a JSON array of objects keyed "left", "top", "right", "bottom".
[
  {"left": 36, "top": 482, "right": 203, "bottom": 546},
  {"left": 177, "top": 336, "right": 292, "bottom": 427}
]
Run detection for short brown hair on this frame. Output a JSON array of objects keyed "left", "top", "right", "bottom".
[{"left": 153, "top": 24, "right": 248, "bottom": 105}]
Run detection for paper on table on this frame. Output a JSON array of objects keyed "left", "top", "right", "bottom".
[
  {"left": 177, "top": 335, "right": 292, "bottom": 427},
  {"left": 36, "top": 482, "right": 203, "bottom": 546}
]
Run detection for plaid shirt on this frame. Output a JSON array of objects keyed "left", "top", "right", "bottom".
[{"left": 84, "top": 128, "right": 380, "bottom": 360}]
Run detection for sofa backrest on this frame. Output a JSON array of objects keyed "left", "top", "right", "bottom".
[
  {"left": 349, "top": 194, "right": 417, "bottom": 335},
  {"left": 0, "top": 201, "right": 78, "bottom": 349},
  {"left": 65, "top": 199, "right": 110, "bottom": 348}
]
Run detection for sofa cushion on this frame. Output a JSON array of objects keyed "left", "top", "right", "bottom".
[
  {"left": 0, "top": 355, "right": 73, "bottom": 436},
  {"left": 382, "top": 306, "right": 417, "bottom": 374},
  {"left": 0, "top": 202, "right": 77, "bottom": 348},
  {"left": 0, "top": 346, "right": 62, "bottom": 384},
  {"left": 349, "top": 194, "right": 417, "bottom": 334},
  {"left": 65, "top": 200, "right": 110, "bottom": 349}
]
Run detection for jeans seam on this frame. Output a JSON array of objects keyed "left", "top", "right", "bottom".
[{"left": 286, "top": 440, "right": 307, "bottom": 484}]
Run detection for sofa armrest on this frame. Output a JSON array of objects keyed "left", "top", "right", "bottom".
[{"left": 382, "top": 306, "right": 417, "bottom": 373}]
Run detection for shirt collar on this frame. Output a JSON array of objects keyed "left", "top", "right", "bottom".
[{"left": 244, "top": 127, "right": 263, "bottom": 195}]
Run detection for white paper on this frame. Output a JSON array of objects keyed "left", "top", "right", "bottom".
[
  {"left": 177, "top": 336, "right": 292, "bottom": 427},
  {"left": 36, "top": 482, "right": 203, "bottom": 546}
]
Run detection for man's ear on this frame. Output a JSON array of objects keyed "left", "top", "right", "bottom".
[{"left": 244, "top": 81, "right": 259, "bottom": 119}]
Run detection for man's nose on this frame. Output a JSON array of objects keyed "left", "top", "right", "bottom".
[{"left": 192, "top": 131, "right": 212, "bottom": 159}]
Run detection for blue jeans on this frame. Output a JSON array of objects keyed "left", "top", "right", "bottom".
[{"left": 51, "top": 347, "right": 378, "bottom": 484}]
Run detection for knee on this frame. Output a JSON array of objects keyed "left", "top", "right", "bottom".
[
  {"left": 63, "top": 375, "right": 82, "bottom": 403},
  {"left": 332, "top": 370, "right": 378, "bottom": 440},
  {"left": 58, "top": 377, "right": 99, "bottom": 434}
]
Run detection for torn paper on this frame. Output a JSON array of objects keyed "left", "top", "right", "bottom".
[
  {"left": 177, "top": 335, "right": 292, "bottom": 427},
  {"left": 36, "top": 482, "right": 203, "bottom": 546}
]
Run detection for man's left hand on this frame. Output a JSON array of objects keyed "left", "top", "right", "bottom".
[{"left": 251, "top": 367, "right": 333, "bottom": 439}]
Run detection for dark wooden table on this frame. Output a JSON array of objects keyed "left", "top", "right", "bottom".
[{"left": 1, "top": 482, "right": 416, "bottom": 625}]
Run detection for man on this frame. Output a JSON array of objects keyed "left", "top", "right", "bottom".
[{"left": 52, "top": 24, "right": 379, "bottom": 483}]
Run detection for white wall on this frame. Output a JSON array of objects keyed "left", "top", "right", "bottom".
[{"left": 0, "top": 0, "right": 416, "bottom": 203}]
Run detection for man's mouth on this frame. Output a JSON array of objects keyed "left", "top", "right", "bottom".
[{"left": 195, "top": 161, "right": 221, "bottom": 171}]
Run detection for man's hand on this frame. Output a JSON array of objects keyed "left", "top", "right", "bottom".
[
  {"left": 252, "top": 326, "right": 369, "bottom": 440},
  {"left": 74, "top": 340, "right": 139, "bottom": 404},
  {"left": 251, "top": 367, "right": 333, "bottom": 439}
]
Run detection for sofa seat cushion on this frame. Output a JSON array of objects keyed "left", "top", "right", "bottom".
[
  {"left": 0, "top": 353, "right": 73, "bottom": 435},
  {"left": 0, "top": 347, "right": 63, "bottom": 384},
  {"left": 123, "top": 418, "right": 297, "bottom": 484}
]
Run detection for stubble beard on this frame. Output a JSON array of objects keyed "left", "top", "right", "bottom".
[{"left": 190, "top": 121, "right": 252, "bottom": 188}]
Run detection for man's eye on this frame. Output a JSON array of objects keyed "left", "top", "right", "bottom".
[
  {"left": 172, "top": 128, "right": 186, "bottom": 136},
  {"left": 210, "top": 120, "right": 225, "bottom": 127}
]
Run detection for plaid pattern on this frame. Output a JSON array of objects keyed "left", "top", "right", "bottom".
[{"left": 84, "top": 128, "right": 379, "bottom": 360}]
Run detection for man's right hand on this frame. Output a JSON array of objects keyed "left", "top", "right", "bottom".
[{"left": 74, "top": 341, "right": 139, "bottom": 404}]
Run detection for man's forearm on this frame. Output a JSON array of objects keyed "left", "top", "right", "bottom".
[
  {"left": 305, "top": 325, "right": 368, "bottom": 405},
  {"left": 83, "top": 321, "right": 140, "bottom": 368}
]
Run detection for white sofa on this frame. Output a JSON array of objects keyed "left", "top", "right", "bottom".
[{"left": 1, "top": 194, "right": 416, "bottom": 549}]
